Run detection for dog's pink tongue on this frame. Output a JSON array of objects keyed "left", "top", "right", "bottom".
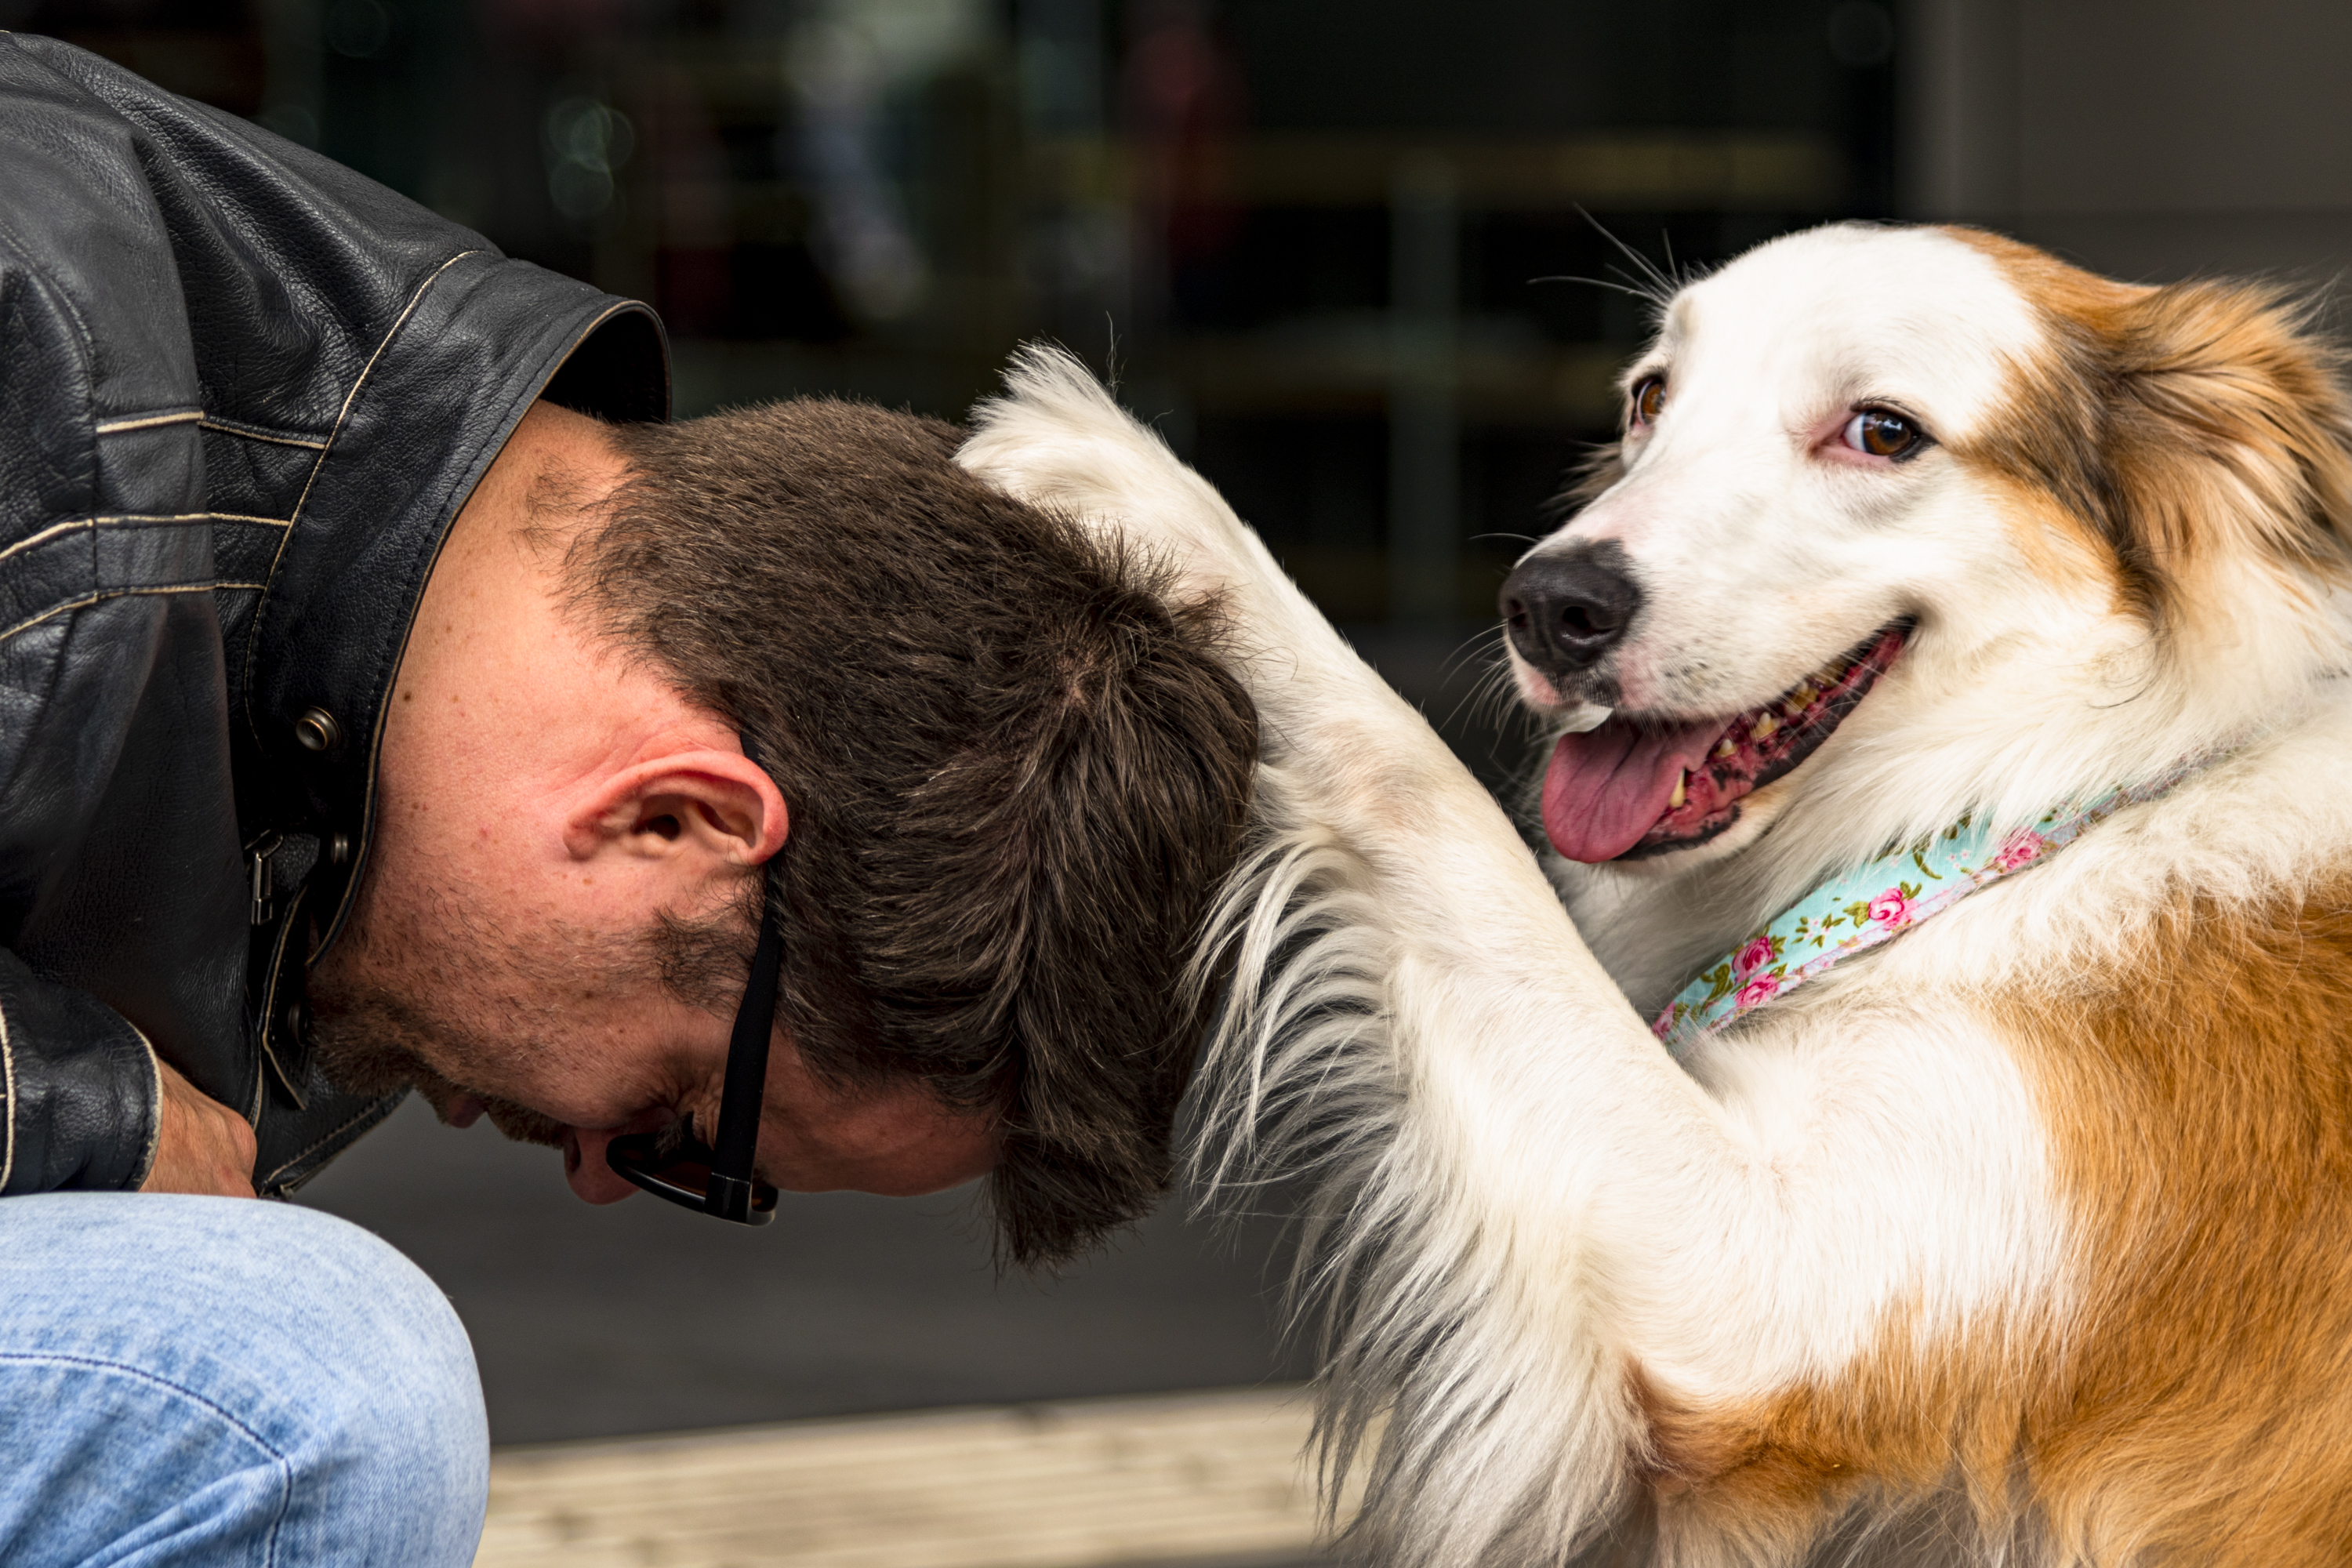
[{"left": 1542, "top": 717, "right": 1725, "bottom": 862}]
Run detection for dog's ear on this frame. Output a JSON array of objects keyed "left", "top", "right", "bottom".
[
  {"left": 1960, "top": 228, "right": 2352, "bottom": 633},
  {"left": 2090, "top": 280, "right": 2352, "bottom": 621}
]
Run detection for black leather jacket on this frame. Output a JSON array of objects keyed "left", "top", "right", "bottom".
[{"left": 0, "top": 35, "right": 668, "bottom": 1196}]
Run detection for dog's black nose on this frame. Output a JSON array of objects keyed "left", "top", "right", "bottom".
[{"left": 1500, "top": 544, "right": 1642, "bottom": 677}]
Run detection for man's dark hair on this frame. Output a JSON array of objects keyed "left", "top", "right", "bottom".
[{"left": 572, "top": 399, "right": 1256, "bottom": 1266}]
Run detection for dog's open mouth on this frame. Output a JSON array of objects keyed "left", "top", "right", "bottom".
[{"left": 1541, "top": 622, "right": 1911, "bottom": 863}]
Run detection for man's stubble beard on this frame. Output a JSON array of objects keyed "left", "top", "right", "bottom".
[
  {"left": 306, "top": 862, "right": 731, "bottom": 1149},
  {"left": 311, "top": 985, "right": 572, "bottom": 1145}
]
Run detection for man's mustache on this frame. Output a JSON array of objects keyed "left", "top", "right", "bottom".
[{"left": 477, "top": 1093, "right": 566, "bottom": 1148}]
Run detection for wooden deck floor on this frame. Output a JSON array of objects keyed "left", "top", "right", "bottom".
[{"left": 474, "top": 1385, "right": 1353, "bottom": 1568}]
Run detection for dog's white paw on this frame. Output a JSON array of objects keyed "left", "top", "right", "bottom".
[{"left": 958, "top": 346, "right": 1265, "bottom": 612}]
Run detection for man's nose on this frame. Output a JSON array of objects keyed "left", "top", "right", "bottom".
[{"left": 1500, "top": 543, "right": 1643, "bottom": 679}]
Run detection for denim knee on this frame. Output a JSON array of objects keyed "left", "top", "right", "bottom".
[
  {"left": 0, "top": 1193, "right": 488, "bottom": 1567},
  {"left": 260, "top": 1207, "right": 489, "bottom": 1528}
]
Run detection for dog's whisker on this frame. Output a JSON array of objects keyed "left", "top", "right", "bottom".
[
  {"left": 1435, "top": 623, "right": 1507, "bottom": 683},
  {"left": 1526, "top": 271, "right": 1666, "bottom": 307}
]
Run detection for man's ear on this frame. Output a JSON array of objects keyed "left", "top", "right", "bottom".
[{"left": 562, "top": 747, "right": 789, "bottom": 868}]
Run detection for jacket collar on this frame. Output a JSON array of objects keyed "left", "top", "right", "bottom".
[{"left": 242, "top": 256, "right": 668, "bottom": 953}]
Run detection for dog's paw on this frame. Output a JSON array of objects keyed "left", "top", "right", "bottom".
[{"left": 957, "top": 346, "right": 1265, "bottom": 611}]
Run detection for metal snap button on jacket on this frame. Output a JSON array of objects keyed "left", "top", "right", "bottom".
[{"left": 293, "top": 708, "right": 341, "bottom": 753}]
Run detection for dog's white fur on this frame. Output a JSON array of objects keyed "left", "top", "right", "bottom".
[{"left": 959, "top": 223, "right": 2352, "bottom": 1566}]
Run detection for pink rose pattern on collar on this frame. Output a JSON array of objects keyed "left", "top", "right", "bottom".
[{"left": 1651, "top": 755, "right": 2223, "bottom": 1054}]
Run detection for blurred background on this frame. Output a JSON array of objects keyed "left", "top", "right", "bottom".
[
  {"left": 12, "top": 0, "right": 2347, "bottom": 1501},
  {"left": 5, "top": 0, "right": 1907, "bottom": 668}
]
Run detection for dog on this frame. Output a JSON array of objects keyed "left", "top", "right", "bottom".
[{"left": 958, "top": 221, "right": 2352, "bottom": 1567}]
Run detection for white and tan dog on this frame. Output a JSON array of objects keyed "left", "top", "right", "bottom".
[{"left": 960, "top": 223, "right": 2352, "bottom": 1567}]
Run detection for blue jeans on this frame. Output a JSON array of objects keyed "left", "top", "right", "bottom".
[{"left": 0, "top": 1193, "right": 488, "bottom": 1565}]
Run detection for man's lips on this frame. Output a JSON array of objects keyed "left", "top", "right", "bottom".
[
  {"left": 425, "top": 1083, "right": 662, "bottom": 1205},
  {"left": 1540, "top": 623, "right": 1911, "bottom": 863}
]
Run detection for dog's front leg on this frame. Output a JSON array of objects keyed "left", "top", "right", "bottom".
[{"left": 961, "top": 354, "right": 2057, "bottom": 1568}]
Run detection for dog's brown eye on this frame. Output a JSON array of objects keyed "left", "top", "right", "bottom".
[
  {"left": 1632, "top": 376, "right": 1667, "bottom": 426},
  {"left": 1842, "top": 407, "right": 1926, "bottom": 460}
]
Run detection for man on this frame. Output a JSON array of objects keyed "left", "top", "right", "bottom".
[{"left": 0, "top": 33, "right": 1257, "bottom": 1566}]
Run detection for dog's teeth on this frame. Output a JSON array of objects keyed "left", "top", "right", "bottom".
[
  {"left": 1669, "top": 770, "right": 1687, "bottom": 810},
  {"left": 1751, "top": 713, "right": 1780, "bottom": 741},
  {"left": 1714, "top": 736, "right": 1738, "bottom": 760},
  {"left": 1780, "top": 697, "right": 1807, "bottom": 720}
]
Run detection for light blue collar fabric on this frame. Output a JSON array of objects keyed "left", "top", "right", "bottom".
[{"left": 1651, "top": 758, "right": 2214, "bottom": 1054}]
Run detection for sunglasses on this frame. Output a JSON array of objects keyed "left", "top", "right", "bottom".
[{"left": 604, "top": 734, "right": 783, "bottom": 1225}]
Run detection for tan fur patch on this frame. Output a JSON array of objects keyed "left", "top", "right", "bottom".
[
  {"left": 1980, "top": 468, "right": 2129, "bottom": 604},
  {"left": 1944, "top": 227, "right": 2352, "bottom": 639},
  {"left": 1634, "top": 873, "right": 2352, "bottom": 1563},
  {"left": 2004, "top": 874, "right": 2352, "bottom": 1563}
]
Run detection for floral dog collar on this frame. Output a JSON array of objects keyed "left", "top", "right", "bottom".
[{"left": 1651, "top": 757, "right": 2218, "bottom": 1054}]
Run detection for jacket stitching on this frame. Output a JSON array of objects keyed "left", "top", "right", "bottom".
[
  {"left": 0, "top": 985, "right": 15, "bottom": 1194},
  {"left": 249, "top": 883, "right": 307, "bottom": 1120},
  {"left": 0, "top": 212, "right": 189, "bottom": 1200},
  {"left": 122, "top": 1020, "right": 162, "bottom": 1191},
  {"left": 0, "top": 581, "right": 270, "bottom": 648},
  {"left": 241, "top": 248, "right": 482, "bottom": 742},
  {"left": 93, "top": 409, "right": 201, "bottom": 435},
  {"left": 287, "top": 250, "right": 482, "bottom": 526},
  {"left": 196, "top": 416, "right": 328, "bottom": 451},
  {"left": 243, "top": 1039, "right": 264, "bottom": 1127},
  {"left": 0, "top": 514, "right": 289, "bottom": 569},
  {"left": 257, "top": 1094, "right": 402, "bottom": 1189}
]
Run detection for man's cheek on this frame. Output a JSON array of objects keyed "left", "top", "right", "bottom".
[{"left": 307, "top": 1008, "right": 429, "bottom": 1097}]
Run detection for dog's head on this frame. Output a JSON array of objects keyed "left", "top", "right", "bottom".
[{"left": 1504, "top": 222, "right": 2352, "bottom": 873}]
